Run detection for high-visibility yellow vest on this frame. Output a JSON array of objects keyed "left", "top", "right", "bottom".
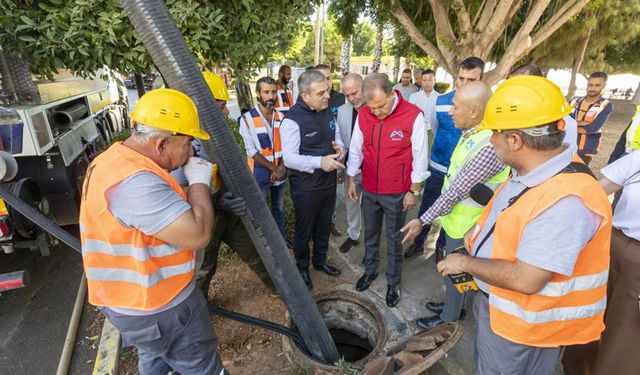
[{"left": 440, "top": 128, "right": 509, "bottom": 239}]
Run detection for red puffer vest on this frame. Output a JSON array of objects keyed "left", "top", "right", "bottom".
[{"left": 359, "top": 91, "right": 422, "bottom": 194}]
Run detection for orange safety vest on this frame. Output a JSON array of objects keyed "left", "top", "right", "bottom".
[
  {"left": 241, "top": 108, "right": 283, "bottom": 188},
  {"left": 275, "top": 83, "right": 294, "bottom": 112},
  {"left": 79, "top": 142, "right": 195, "bottom": 311},
  {"left": 472, "top": 169, "right": 611, "bottom": 347}
]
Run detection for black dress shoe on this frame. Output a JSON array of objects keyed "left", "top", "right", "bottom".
[
  {"left": 425, "top": 301, "right": 445, "bottom": 314},
  {"left": 339, "top": 238, "right": 360, "bottom": 253},
  {"left": 330, "top": 224, "right": 342, "bottom": 237},
  {"left": 403, "top": 243, "right": 422, "bottom": 258},
  {"left": 313, "top": 262, "right": 341, "bottom": 277},
  {"left": 386, "top": 285, "right": 401, "bottom": 307},
  {"left": 424, "top": 302, "right": 467, "bottom": 321},
  {"left": 355, "top": 272, "right": 377, "bottom": 291},
  {"left": 299, "top": 270, "right": 313, "bottom": 290},
  {"left": 416, "top": 316, "right": 445, "bottom": 330}
]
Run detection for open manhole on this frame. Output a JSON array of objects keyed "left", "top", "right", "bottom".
[{"left": 283, "top": 290, "right": 388, "bottom": 371}]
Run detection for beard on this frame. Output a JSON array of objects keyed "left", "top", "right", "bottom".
[{"left": 260, "top": 99, "right": 275, "bottom": 109}]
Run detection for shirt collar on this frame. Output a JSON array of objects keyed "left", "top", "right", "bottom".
[{"left": 511, "top": 146, "right": 573, "bottom": 187}]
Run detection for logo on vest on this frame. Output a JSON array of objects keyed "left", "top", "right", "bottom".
[
  {"left": 390, "top": 130, "right": 404, "bottom": 141},
  {"left": 304, "top": 131, "right": 318, "bottom": 138},
  {"left": 328, "top": 119, "right": 336, "bottom": 130}
]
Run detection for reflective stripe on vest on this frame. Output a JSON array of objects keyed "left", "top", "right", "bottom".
[
  {"left": 86, "top": 259, "right": 195, "bottom": 288},
  {"left": 439, "top": 129, "right": 509, "bottom": 239},
  {"left": 571, "top": 97, "right": 610, "bottom": 132},
  {"left": 472, "top": 170, "right": 611, "bottom": 347},
  {"left": 625, "top": 104, "right": 640, "bottom": 152},
  {"left": 242, "top": 108, "right": 282, "bottom": 187},
  {"left": 275, "top": 84, "right": 294, "bottom": 112},
  {"left": 489, "top": 294, "right": 607, "bottom": 324},
  {"left": 79, "top": 142, "right": 195, "bottom": 311}
]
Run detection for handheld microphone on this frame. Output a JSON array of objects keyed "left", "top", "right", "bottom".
[{"left": 470, "top": 183, "right": 494, "bottom": 206}]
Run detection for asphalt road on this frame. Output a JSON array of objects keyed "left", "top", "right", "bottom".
[{"left": 0, "top": 228, "right": 99, "bottom": 375}]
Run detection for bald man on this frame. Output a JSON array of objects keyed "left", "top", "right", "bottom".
[
  {"left": 337, "top": 73, "right": 366, "bottom": 253},
  {"left": 401, "top": 81, "right": 510, "bottom": 330}
]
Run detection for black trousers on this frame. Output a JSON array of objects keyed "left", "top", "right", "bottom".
[{"left": 291, "top": 186, "right": 336, "bottom": 270}]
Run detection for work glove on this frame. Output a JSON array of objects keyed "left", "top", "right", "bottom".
[
  {"left": 217, "top": 191, "right": 247, "bottom": 216},
  {"left": 183, "top": 157, "right": 214, "bottom": 187}
]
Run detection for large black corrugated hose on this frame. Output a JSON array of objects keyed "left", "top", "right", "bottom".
[{"left": 119, "top": 0, "right": 339, "bottom": 364}]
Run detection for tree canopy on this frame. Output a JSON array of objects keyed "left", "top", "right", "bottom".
[
  {"left": 0, "top": 0, "right": 317, "bottom": 77},
  {"left": 329, "top": 0, "right": 595, "bottom": 85}
]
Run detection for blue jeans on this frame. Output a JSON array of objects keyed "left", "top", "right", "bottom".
[
  {"left": 261, "top": 184, "right": 285, "bottom": 237},
  {"left": 414, "top": 172, "right": 446, "bottom": 249}
]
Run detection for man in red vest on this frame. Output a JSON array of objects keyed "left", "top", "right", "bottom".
[{"left": 346, "top": 73, "right": 429, "bottom": 307}]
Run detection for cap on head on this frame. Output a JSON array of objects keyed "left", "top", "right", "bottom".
[
  {"left": 130, "top": 88, "right": 210, "bottom": 140},
  {"left": 480, "top": 76, "right": 571, "bottom": 132},
  {"left": 203, "top": 71, "right": 230, "bottom": 102}
]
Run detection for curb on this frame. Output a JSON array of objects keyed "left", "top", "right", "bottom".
[{"left": 93, "top": 317, "right": 121, "bottom": 375}]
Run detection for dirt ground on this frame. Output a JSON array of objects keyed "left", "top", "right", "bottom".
[{"left": 111, "top": 99, "right": 637, "bottom": 375}]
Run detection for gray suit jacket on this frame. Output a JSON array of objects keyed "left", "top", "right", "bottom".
[{"left": 337, "top": 102, "right": 356, "bottom": 152}]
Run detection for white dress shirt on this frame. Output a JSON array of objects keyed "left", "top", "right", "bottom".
[
  {"left": 280, "top": 109, "right": 344, "bottom": 174},
  {"left": 346, "top": 93, "right": 430, "bottom": 184},
  {"left": 409, "top": 89, "right": 440, "bottom": 132}
]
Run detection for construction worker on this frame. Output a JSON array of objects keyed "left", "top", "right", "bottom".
[
  {"left": 404, "top": 56, "right": 485, "bottom": 259},
  {"left": 346, "top": 73, "right": 429, "bottom": 307},
  {"left": 275, "top": 65, "right": 294, "bottom": 113},
  {"left": 400, "top": 81, "right": 509, "bottom": 330},
  {"left": 79, "top": 88, "right": 228, "bottom": 374},
  {"left": 238, "top": 76, "right": 287, "bottom": 239},
  {"left": 569, "top": 71, "right": 614, "bottom": 165},
  {"left": 591, "top": 149, "right": 640, "bottom": 375},
  {"left": 437, "top": 76, "right": 612, "bottom": 374},
  {"left": 280, "top": 69, "right": 345, "bottom": 290},
  {"left": 172, "top": 72, "right": 274, "bottom": 294},
  {"left": 336, "top": 73, "right": 365, "bottom": 253},
  {"left": 408, "top": 69, "right": 439, "bottom": 132},
  {"left": 393, "top": 68, "right": 419, "bottom": 100}
]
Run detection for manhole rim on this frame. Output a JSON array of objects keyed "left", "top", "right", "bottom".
[{"left": 282, "top": 290, "right": 389, "bottom": 370}]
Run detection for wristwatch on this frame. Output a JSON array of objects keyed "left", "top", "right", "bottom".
[{"left": 410, "top": 189, "right": 420, "bottom": 197}]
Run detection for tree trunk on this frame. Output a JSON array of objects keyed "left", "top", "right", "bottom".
[
  {"left": 567, "top": 27, "right": 593, "bottom": 99},
  {"left": 134, "top": 73, "right": 146, "bottom": 98},
  {"left": 314, "top": 3, "right": 323, "bottom": 65},
  {"left": 340, "top": 38, "right": 351, "bottom": 76},
  {"left": 392, "top": 55, "right": 401, "bottom": 82},
  {"left": 372, "top": 22, "right": 383, "bottom": 73},
  {"left": 632, "top": 81, "right": 640, "bottom": 105}
]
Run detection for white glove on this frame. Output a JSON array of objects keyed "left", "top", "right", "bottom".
[{"left": 183, "top": 157, "right": 214, "bottom": 187}]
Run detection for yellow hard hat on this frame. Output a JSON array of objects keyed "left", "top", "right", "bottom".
[
  {"left": 130, "top": 88, "right": 210, "bottom": 140},
  {"left": 480, "top": 76, "right": 572, "bottom": 131},
  {"left": 203, "top": 72, "right": 230, "bottom": 102}
]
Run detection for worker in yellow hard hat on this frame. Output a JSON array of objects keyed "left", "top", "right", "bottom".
[
  {"left": 170, "top": 72, "right": 275, "bottom": 296},
  {"left": 80, "top": 88, "right": 228, "bottom": 374},
  {"left": 436, "top": 76, "right": 612, "bottom": 375}
]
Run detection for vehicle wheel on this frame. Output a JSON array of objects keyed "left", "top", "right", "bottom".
[
  {"left": 5, "top": 179, "right": 43, "bottom": 238},
  {"left": 97, "top": 118, "right": 111, "bottom": 145}
]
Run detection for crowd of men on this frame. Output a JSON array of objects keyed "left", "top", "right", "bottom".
[{"left": 78, "top": 56, "right": 640, "bottom": 375}]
